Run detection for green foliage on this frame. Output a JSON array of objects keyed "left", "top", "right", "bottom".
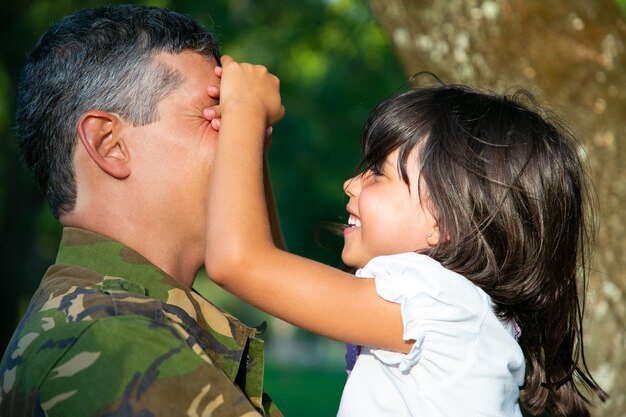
[{"left": 265, "top": 364, "right": 346, "bottom": 417}]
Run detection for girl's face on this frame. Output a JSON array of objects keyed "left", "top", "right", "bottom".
[{"left": 342, "top": 147, "right": 439, "bottom": 268}]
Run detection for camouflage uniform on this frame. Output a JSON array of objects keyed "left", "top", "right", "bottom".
[{"left": 0, "top": 227, "right": 282, "bottom": 417}]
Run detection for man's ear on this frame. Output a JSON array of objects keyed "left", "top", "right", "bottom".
[{"left": 78, "top": 110, "right": 130, "bottom": 179}]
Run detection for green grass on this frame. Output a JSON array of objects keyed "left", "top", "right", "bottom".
[{"left": 265, "top": 364, "right": 346, "bottom": 417}]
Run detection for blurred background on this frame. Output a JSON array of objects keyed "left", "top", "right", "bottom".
[{"left": 1, "top": 1, "right": 625, "bottom": 416}]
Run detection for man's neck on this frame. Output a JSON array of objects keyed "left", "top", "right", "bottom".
[{"left": 60, "top": 216, "right": 202, "bottom": 287}]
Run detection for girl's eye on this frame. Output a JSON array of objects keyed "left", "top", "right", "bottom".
[{"left": 369, "top": 166, "right": 384, "bottom": 176}]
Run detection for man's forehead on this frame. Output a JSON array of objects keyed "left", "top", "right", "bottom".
[
  {"left": 154, "top": 51, "right": 217, "bottom": 79},
  {"left": 153, "top": 51, "right": 219, "bottom": 103}
]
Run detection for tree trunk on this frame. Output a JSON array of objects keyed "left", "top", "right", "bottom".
[{"left": 369, "top": 1, "right": 625, "bottom": 415}]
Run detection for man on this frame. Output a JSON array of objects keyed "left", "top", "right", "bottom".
[{"left": 0, "top": 5, "right": 282, "bottom": 417}]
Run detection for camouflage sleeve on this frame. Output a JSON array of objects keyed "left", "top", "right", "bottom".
[{"left": 38, "top": 315, "right": 261, "bottom": 417}]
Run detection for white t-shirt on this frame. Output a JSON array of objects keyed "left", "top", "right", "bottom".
[{"left": 337, "top": 253, "right": 525, "bottom": 417}]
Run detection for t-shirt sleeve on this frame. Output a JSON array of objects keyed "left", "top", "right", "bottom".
[
  {"left": 38, "top": 316, "right": 261, "bottom": 417},
  {"left": 356, "top": 253, "right": 490, "bottom": 375}
]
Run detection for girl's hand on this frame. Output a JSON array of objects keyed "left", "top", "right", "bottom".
[
  {"left": 203, "top": 84, "right": 222, "bottom": 131},
  {"left": 203, "top": 75, "right": 274, "bottom": 146},
  {"left": 203, "top": 91, "right": 274, "bottom": 147},
  {"left": 217, "top": 55, "right": 284, "bottom": 128}
]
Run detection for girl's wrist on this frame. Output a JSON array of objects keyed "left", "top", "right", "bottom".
[
  {"left": 223, "top": 101, "right": 271, "bottom": 123},
  {"left": 220, "top": 110, "right": 267, "bottom": 144}
]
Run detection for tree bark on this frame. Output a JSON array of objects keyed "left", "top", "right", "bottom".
[{"left": 369, "top": 1, "right": 625, "bottom": 415}]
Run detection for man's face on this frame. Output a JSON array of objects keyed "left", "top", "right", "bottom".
[{"left": 121, "top": 51, "right": 221, "bottom": 244}]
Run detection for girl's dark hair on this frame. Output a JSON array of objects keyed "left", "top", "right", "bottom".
[{"left": 359, "top": 85, "right": 608, "bottom": 416}]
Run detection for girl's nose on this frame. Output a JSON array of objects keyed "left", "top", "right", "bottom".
[{"left": 343, "top": 175, "right": 361, "bottom": 197}]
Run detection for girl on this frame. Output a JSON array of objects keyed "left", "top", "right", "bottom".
[{"left": 204, "top": 57, "right": 608, "bottom": 416}]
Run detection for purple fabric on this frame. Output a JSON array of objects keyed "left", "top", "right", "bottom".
[
  {"left": 345, "top": 343, "right": 362, "bottom": 375},
  {"left": 513, "top": 320, "right": 522, "bottom": 340}
]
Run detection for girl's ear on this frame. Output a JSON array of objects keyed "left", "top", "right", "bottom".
[
  {"left": 426, "top": 218, "right": 449, "bottom": 246},
  {"left": 426, "top": 226, "right": 440, "bottom": 246},
  {"left": 78, "top": 110, "right": 130, "bottom": 179}
]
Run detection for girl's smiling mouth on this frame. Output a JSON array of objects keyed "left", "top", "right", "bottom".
[{"left": 344, "top": 213, "right": 362, "bottom": 235}]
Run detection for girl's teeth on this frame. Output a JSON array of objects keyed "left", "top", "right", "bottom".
[{"left": 348, "top": 215, "right": 361, "bottom": 227}]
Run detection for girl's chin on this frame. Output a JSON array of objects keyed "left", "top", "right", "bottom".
[
  {"left": 340, "top": 252, "right": 355, "bottom": 268},
  {"left": 340, "top": 252, "right": 368, "bottom": 270}
]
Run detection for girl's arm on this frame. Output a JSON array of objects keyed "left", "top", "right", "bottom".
[
  {"left": 205, "top": 85, "right": 284, "bottom": 250},
  {"left": 205, "top": 56, "right": 410, "bottom": 353},
  {"left": 263, "top": 154, "right": 286, "bottom": 250}
]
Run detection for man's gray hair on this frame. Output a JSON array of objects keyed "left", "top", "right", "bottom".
[{"left": 16, "top": 5, "right": 220, "bottom": 218}]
